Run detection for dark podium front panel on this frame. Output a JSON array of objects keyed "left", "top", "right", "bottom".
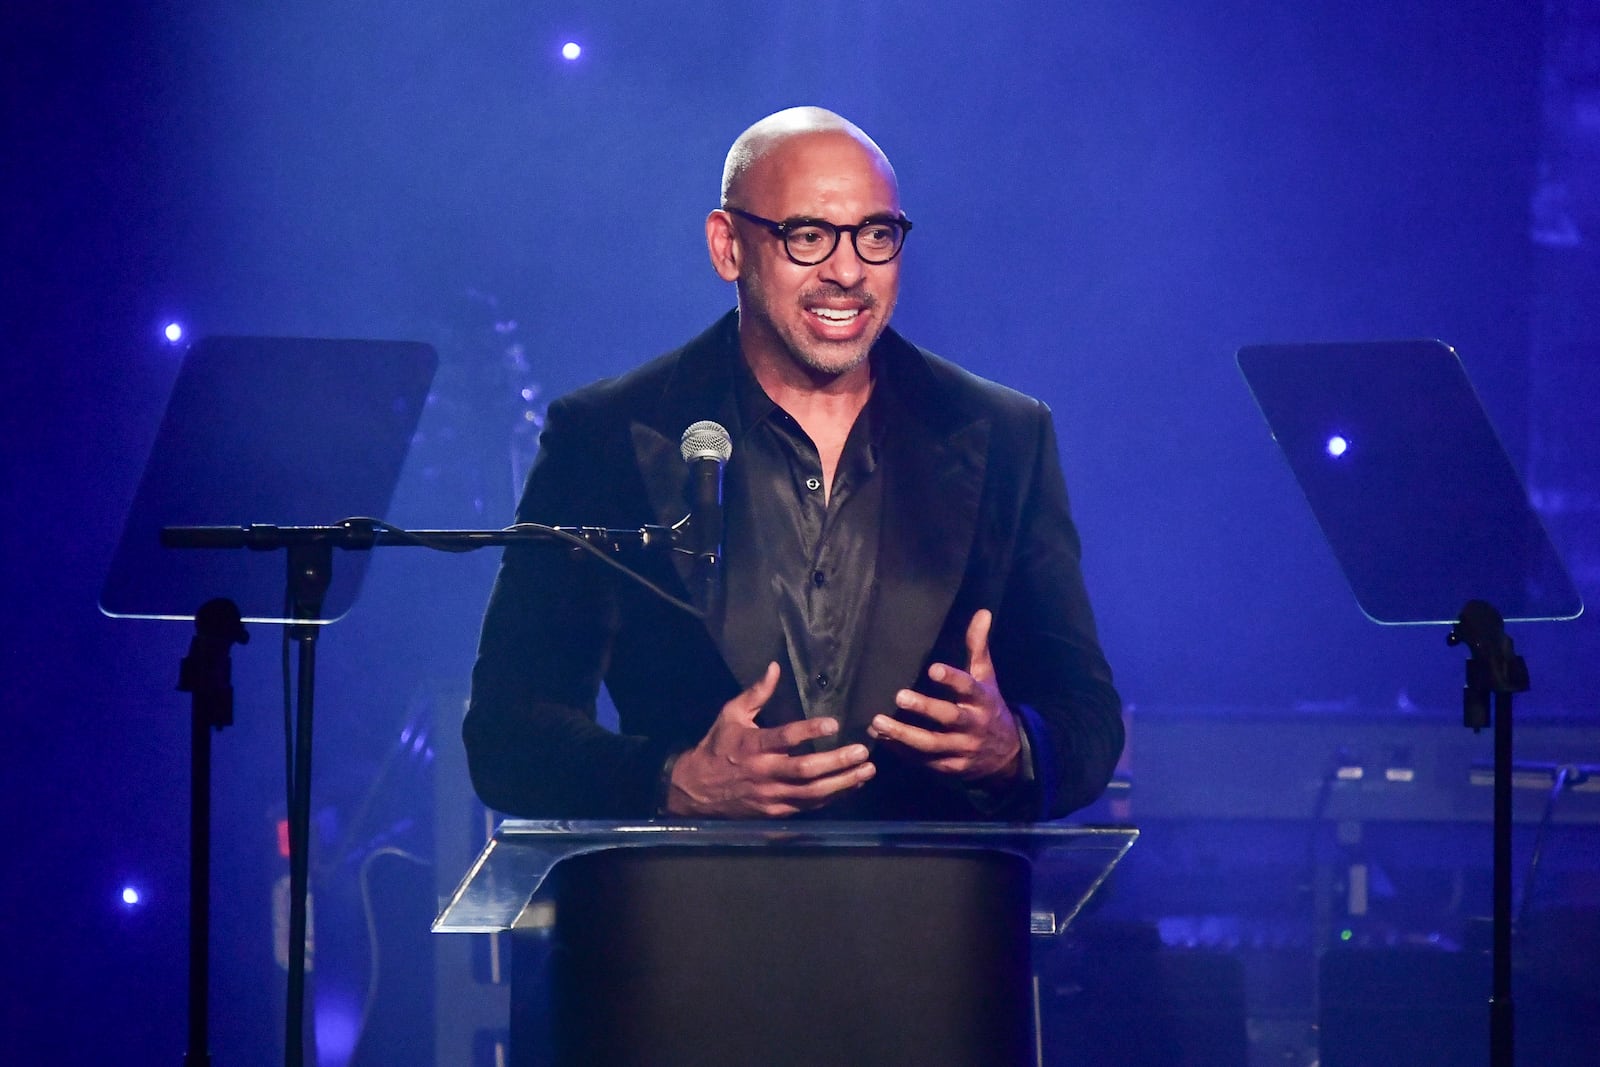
[
  {"left": 543, "top": 847, "right": 1029, "bottom": 1067},
  {"left": 437, "top": 821, "right": 1138, "bottom": 1067}
]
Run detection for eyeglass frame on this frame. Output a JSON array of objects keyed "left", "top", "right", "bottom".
[{"left": 723, "top": 206, "right": 914, "bottom": 266}]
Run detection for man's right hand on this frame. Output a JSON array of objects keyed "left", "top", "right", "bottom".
[{"left": 663, "top": 662, "right": 875, "bottom": 818}]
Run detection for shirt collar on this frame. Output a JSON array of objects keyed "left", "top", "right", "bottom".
[{"left": 732, "top": 346, "right": 891, "bottom": 469}]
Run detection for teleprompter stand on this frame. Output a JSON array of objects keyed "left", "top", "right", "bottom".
[
  {"left": 176, "top": 599, "right": 249, "bottom": 1067},
  {"left": 1239, "top": 339, "right": 1584, "bottom": 1067},
  {"left": 104, "top": 329, "right": 735, "bottom": 1066},
  {"left": 101, "top": 336, "right": 440, "bottom": 1067}
]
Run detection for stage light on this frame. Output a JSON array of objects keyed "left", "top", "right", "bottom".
[
  {"left": 1325, "top": 435, "right": 1349, "bottom": 458},
  {"left": 163, "top": 322, "right": 184, "bottom": 343},
  {"left": 315, "top": 999, "right": 361, "bottom": 1063},
  {"left": 561, "top": 41, "right": 582, "bottom": 61},
  {"left": 121, "top": 886, "right": 141, "bottom": 906}
]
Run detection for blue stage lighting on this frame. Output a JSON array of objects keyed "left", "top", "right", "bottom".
[
  {"left": 163, "top": 322, "right": 184, "bottom": 343},
  {"left": 561, "top": 41, "right": 582, "bottom": 61},
  {"left": 121, "top": 886, "right": 141, "bottom": 906},
  {"left": 1325, "top": 435, "right": 1349, "bottom": 458}
]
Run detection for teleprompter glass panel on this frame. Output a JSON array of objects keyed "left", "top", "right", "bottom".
[
  {"left": 1238, "top": 340, "right": 1580, "bottom": 624},
  {"left": 101, "top": 336, "right": 437, "bottom": 624}
]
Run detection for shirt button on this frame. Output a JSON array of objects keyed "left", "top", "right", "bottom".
[
  {"left": 805, "top": 476, "right": 821, "bottom": 491},
  {"left": 812, "top": 570, "right": 826, "bottom": 588},
  {"left": 816, "top": 673, "right": 830, "bottom": 689}
]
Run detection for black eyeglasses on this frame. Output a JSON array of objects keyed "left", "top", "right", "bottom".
[{"left": 725, "top": 207, "right": 913, "bottom": 266}]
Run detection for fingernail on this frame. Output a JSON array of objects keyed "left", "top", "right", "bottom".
[
  {"left": 930, "top": 664, "right": 945, "bottom": 681},
  {"left": 858, "top": 763, "right": 876, "bottom": 779},
  {"left": 894, "top": 691, "right": 912, "bottom": 707},
  {"left": 819, "top": 718, "right": 839, "bottom": 734}
]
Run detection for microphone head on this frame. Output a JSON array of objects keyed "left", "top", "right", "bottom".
[{"left": 680, "top": 420, "right": 733, "bottom": 463}]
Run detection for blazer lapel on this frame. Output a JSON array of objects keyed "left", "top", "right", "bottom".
[
  {"left": 629, "top": 311, "right": 775, "bottom": 686},
  {"left": 843, "top": 360, "right": 990, "bottom": 737}
]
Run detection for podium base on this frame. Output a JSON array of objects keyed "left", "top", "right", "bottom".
[{"left": 513, "top": 845, "right": 1033, "bottom": 1067}]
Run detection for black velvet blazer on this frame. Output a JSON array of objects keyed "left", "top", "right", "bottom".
[{"left": 464, "top": 312, "right": 1123, "bottom": 820}]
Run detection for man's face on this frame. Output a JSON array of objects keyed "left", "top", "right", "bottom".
[{"left": 721, "top": 133, "right": 902, "bottom": 380}]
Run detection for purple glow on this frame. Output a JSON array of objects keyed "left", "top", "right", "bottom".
[
  {"left": 315, "top": 996, "right": 361, "bottom": 1063},
  {"left": 121, "top": 886, "right": 141, "bottom": 906},
  {"left": 561, "top": 41, "right": 582, "bottom": 61},
  {"left": 1325, "top": 435, "right": 1349, "bottom": 458},
  {"left": 163, "top": 322, "right": 184, "bottom": 343}
]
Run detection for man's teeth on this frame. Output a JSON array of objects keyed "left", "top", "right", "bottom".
[{"left": 811, "top": 307, "right": 860, "bottom": 323}]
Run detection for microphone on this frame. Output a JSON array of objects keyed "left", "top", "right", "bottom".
[{"left": 679, "top": 420, "right": 732, "bottom": 613}]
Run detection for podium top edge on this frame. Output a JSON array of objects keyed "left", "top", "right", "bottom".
[{"left": 493, "top": 819, "right": 1139, "bottom": 841}]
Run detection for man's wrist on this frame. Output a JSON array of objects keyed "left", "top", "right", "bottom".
[
  {"left": 655, "top": 750, "right": 685, "bottom": 816},
  {"left": 976, "top": 713, "right": 1034, "bottom": 789}
]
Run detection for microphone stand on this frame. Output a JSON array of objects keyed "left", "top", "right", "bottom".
[
  {"left": 161, "top": 517, "right": 695, "bottom": 1067},
  {"left": 1446, "top": 599, "right": 1530, "bottom": 1067}
]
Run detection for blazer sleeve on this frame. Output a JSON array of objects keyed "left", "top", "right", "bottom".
[
  {"left": 462, "top": 396, "right": 677, "bottom": 818},
  {"left": 991, "top": 400, "right": 1125, "bottom": 819}
]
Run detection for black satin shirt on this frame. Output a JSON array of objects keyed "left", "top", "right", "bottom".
[{"left": 717, "top": 356, "right": 888, "bottom": 738}]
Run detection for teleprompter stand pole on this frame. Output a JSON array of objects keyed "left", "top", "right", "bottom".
[
  {"left": 178, "top": 599, "right": 249, "bottom": 1067},
  {"left": 1447, "top": 599, "right": 1529, "bottom": 1067}
]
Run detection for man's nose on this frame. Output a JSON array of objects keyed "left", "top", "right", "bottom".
[{"left": 820, "top": 235, "right": 867, "bottom": 288}]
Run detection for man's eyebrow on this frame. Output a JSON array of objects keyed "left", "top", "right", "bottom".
[{"left": 779, "top": 211, "right": 903, "bottom": 226}]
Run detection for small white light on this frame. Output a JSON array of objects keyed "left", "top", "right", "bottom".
[
  {"left": 163, "top": 322, "right": 184, "bottom": 343},
  {"left": 1326, "top": 435, "right": 1349, "bottom": 458},
  {"left": 561, "top": 42, "right": 582, "bottom": 61},
  {"left": 122, "top": 886, "right": 141, "bottom": 905}
]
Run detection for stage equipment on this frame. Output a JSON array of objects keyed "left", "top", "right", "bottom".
[
  {"left": 1117, "top": 707, "right": 1600, "bottom": 825},
  {"left": 1239, "top": 338, "right": 1584, "bottom": 1067},
  {"left": 434, "top": 820, "right": 1137, "bottom": 1067},
  {"left": 103, "top": 337, "right": 437, "bottom": 1067},
  {"left": 106, "top": 335, "right": 749, "bottom": 1066}
]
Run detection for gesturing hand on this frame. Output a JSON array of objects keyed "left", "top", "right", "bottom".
[
  {"left": 867, "top": 609, "right": 1022, "bottom": 783},
  {"left": 664, "top": 662, "right": 876, "bottom": 818}
]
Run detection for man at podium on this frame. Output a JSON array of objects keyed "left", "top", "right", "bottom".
[{"left": 464, "top": 107, "right": 1122, "bottom": 822}]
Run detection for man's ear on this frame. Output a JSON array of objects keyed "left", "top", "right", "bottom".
[{"left": 705, "top": 209, "right": 742, "bottom": 282}]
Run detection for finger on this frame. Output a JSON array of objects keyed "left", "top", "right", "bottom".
[
  {"left": 894, "top": 687, "right": 964, "bottom": 728},
  {"left": 923, "top": 662, "right": 982, "bottom": 703},
  {"left": 868, "top": 713, "right": 964, "bottom": 756},
  {"left": 965, "top": 608, "right": 995, "bottom": 682},
  {"left": 781, "top": 743, "right": 871, "bottom": 782},
  {"left": 777, "top": 759, "right": 876, "bottom": 802},
  {"left": 725, "top": 661, "right": 781, "bottom": 725},
  {"left": 756, "top": 714, "right": 840, "bottom": 754}
]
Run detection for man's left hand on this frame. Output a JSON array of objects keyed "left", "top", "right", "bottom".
[{"left": 867, "top": 609, "right": 1022, "bottom": 783}]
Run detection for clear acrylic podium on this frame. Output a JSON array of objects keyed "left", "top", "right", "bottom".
[{"left": 436, "top": 820, "right": 1138, "bottom": 1067}]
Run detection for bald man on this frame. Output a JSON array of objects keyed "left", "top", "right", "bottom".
[{"left": 464, "top": 107, "right": 1123, "bottom": 821}]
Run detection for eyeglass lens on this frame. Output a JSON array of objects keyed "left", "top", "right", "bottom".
[{"left": 785, "top": 220, "right": 905, "bottom": 265}]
